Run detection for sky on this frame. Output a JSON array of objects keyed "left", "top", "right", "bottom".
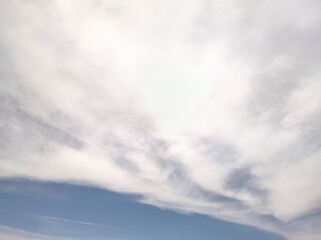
[
  {"left": 0, "top": 0, "right": 320, "bottom": 240},
  {"left": 0, "top": 179, "right": 285, "bottom": 240}
]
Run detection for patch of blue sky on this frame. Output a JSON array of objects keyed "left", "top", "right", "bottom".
[{"left": 0, "top": 180, "right": 285, "bottom": 240}]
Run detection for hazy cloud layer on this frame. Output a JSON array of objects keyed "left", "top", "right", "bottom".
[{"left": 1, "top": 1, "right": 321, "bottom": 239}]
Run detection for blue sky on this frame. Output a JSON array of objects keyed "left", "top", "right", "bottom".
[
  {"left": 1, "top": 1, "right": 321, "bottom": 240},
  {"left": 0, "top": 179, "right": 285, "bottom": 240}
]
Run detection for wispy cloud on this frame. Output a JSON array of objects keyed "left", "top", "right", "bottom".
[
  {"left": 0, "top": 225, "right": 73, "bottom": 240},
  {"left": 38, "top": 215, "right": 112, "bottom": 228},
  {"left": 0, "top": 1, "right": 321, "bottom": 240},
  {"left": 0, "top": 209, "right": 111, "bottom": 229},
  {"left": 0, "top": 224, "right": 121, "bottom": 240}
]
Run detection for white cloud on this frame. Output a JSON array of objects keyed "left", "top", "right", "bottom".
[{"left": 1, "top": 0, "right": 321, "bottom": 239}]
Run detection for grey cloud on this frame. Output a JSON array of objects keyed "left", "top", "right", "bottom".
[
  {"left": 194, "top": 137, "right": 238, "bottom": 164},
  {"left": 224, "top": 168, "right": 263, "bottom": 196},
  {"left": 281, "top": 211, "right": 321, "bottom": 240},
  {"left": 0, "top": 93, "right": 84, "bottom": 159}
]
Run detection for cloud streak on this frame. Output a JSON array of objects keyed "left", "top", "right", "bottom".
[
  {"left": 38, "top": 216, "right": 112, "bottom": 228},
  {"left": 0, "top": 225, "right": 73, "bottom": 240},
  {"left": 0, "top": 1, "right": 321, "bottom": 239}
]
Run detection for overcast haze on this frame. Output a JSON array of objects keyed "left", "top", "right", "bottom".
[{"left": 0, "top": 1, "right": 321, "bottom": 240}]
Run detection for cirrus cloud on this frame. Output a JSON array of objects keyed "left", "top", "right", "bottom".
[{"left": 1, "top": 1, "right": 321, "bottom": 240}]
